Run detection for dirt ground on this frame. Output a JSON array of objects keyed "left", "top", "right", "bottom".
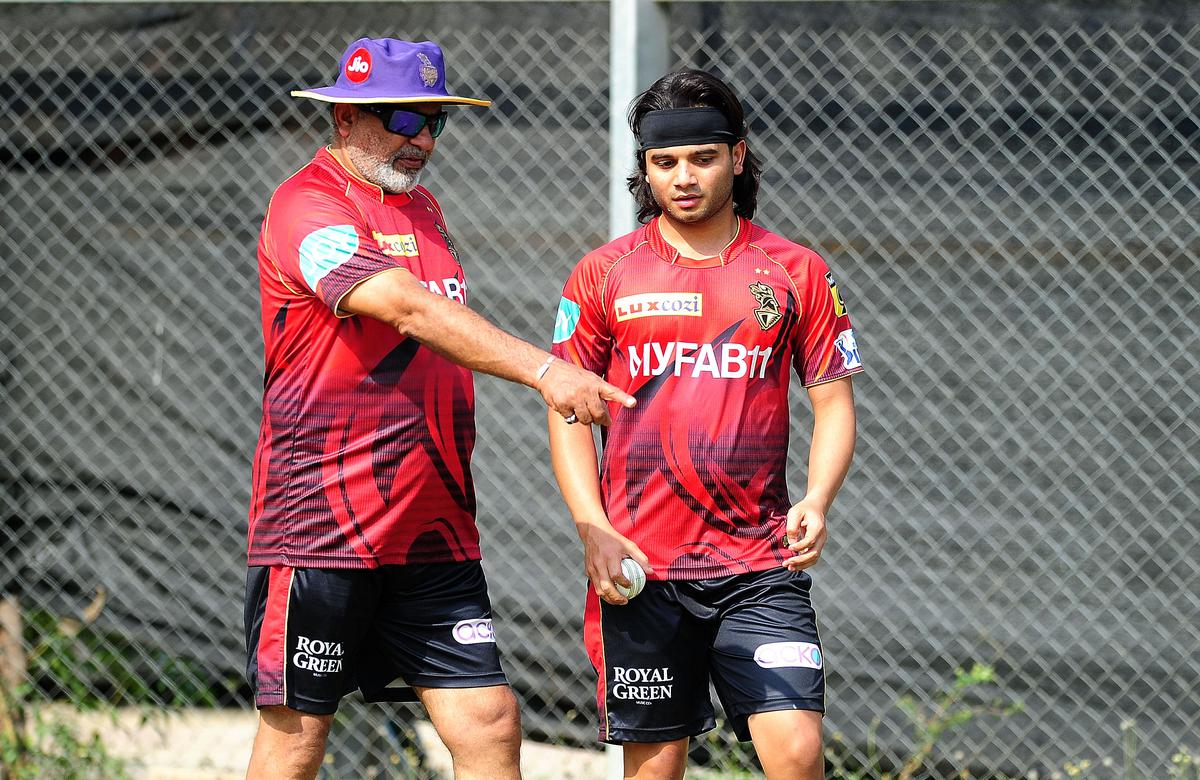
[{"left": 66, "top": 706, "right": 610, "bottom": 780}]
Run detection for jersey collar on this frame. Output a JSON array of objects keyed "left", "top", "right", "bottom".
[
  {"left": 646, "top": 215, "right": 751, "bottom": 267},
  {"left": 317, "top": 146, "right": 414, "bottom": 205}
]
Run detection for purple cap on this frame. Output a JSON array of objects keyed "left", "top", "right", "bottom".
[{"left": 290, "top": 38, "right": 491, "bottom": 107}]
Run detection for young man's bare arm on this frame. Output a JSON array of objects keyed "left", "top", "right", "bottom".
[
  {"left": 548, "top": 410, "right": 653, "bottom": 604},
  {"left": 340, "top": 268, "right": 635, "bottom": 425},
  {"left": 784, "top": 375, "right": 857, "bottom": 571}
]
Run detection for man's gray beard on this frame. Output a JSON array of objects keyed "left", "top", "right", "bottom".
[{"left": 347, "top": 148, "right": 425, "bottom": 194}]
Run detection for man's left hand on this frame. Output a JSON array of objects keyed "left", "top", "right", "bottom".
[{"left": 783, "top": 499, "right": 828, "bottom": 571}]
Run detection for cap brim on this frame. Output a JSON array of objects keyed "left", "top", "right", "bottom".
[{"left": 290, "top": 89, "right": 491, "bottom": 107}]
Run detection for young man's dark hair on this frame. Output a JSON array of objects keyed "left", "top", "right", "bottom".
[{"left": 626, "top": 69, "right": 763, "bottom": 223}]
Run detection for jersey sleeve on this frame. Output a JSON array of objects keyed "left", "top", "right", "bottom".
[
  {"left": 793, "top": 253, "right": 865, "bottom": 386},
  {"left": 550, "top": 255, "right": 612, "bottom": 376},
  {"left": 262, "top": 187, "right": 407, "bottom": 316}
]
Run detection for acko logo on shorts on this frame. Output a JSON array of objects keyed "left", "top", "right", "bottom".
[
  {"left": 452, "top": 618, "right": 495, "bottom": 645},
  {"left": 753, "top": 642, "right": 823, "bottom": 670}
]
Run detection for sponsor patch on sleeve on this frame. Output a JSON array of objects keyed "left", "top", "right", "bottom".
[
  {"left": 553, "top": 297, "right": 582, "bottom": 343},
  {"left": 834, "top": 328, "right": 862, "bottom": 370},
  {"left": 298, "top": 224, "right": 360, "bottom": 291},
  {"left": 825, "top": 271, "right": 847, "bottom": 317}
]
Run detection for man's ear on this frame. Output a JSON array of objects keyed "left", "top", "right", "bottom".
[
  {"left": 332, "top": 103, "right": 358, "bottom": 140},
  {"left": 732, "top": 139, "right": 747, "bottom": 176}
]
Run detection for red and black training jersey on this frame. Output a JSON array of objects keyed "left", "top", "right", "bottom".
[
  {"left": 551, "top": 217, "right": 863, "bottom": 580},
  {"left": 249, "top": 148, "right": 478, "bottom": 569}
]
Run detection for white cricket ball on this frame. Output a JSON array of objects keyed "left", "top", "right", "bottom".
[{"left": 614, "top": 558, "right": 646, "bottom": 600}]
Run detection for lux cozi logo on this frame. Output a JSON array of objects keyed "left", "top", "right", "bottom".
[
  {"left": 373, "top": 231, "right": 418, "bottom": 257},
  {"left": 614, "top": 292, "right": 702, "bottom": 322}
]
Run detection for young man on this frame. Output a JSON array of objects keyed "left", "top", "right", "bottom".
[
  {"left": 245, "top": 38, "right": 634, "bottom": 780},
  {"left": 548, "top": 70, "right": 863, "bottom": 779}
]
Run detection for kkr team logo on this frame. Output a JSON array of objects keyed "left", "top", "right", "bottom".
[
  {"left": 748, "top": 282, "right": 782, "bottom": 330},
  {"left": 417, "top": 53, "right": 439, "bottom": 87}
]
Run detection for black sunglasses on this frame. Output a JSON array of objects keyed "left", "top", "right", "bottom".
[{"left": 358, "top": 105, "right": 449, "bottom": 138}]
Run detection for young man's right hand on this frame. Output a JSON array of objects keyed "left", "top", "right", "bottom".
[
  {"left": 538, "top": 359, "right": 635, "bottom": 427},
  {"left": 578, "top": 520, "right": 653, "bottom": 605}
]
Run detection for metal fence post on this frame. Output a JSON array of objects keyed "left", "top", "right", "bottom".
[{"left": 609, "top": 0, "right": 669, "bottom": 240}]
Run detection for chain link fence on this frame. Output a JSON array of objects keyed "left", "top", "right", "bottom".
[{"left": 1, "top": 1, "right": 1197, "bottom": 777}]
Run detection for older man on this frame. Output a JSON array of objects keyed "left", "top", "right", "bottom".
[{"left": 244, "top": 38, "right": 633, "bottom": 779}]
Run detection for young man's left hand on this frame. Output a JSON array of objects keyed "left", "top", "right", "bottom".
[{"left": 783, "top": 499, "right": 828, "bottom": 571}]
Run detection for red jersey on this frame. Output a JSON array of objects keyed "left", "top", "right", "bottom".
[
  {"left": 552, "top": 217, "right": 863, "bottom": 580},
  {"left": 249, "top": 148, "right": 478, "bottom": 569}
]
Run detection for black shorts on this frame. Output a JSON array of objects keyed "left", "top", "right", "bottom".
[
  {"left": 584, "top": 567, "right": 825, "bottom": 744},
  {"left": 244, "top": 561, "right": 508, "bottom": 715}
]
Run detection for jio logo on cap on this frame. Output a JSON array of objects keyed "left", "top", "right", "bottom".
[
  {"left": 452, "top": 618, "right": 495, "bottom": 645},
  {"left": 345, "top": 48, "right": 372, "bottom": 83}
]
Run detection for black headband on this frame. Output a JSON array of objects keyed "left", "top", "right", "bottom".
[{"left": 637, "top": 107, "right": 741, "bottom": 153}]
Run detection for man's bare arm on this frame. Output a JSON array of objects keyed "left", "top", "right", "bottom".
[
  {"left": 784, "top": 375, "right": 857, "bottom": 570},
  {"left": 340, "top": 268, "right": 635, "bottom": 424},
  {"left": 548, "top": 410, "right": 652, "bottom": 604}
]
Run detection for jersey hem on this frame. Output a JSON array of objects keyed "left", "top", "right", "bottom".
[
  {"left": 641, "top": 557, "right": 789, "bottom": 582},
  {"left": 247, "top": 551, "right": 483, "bottom": 569}
]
